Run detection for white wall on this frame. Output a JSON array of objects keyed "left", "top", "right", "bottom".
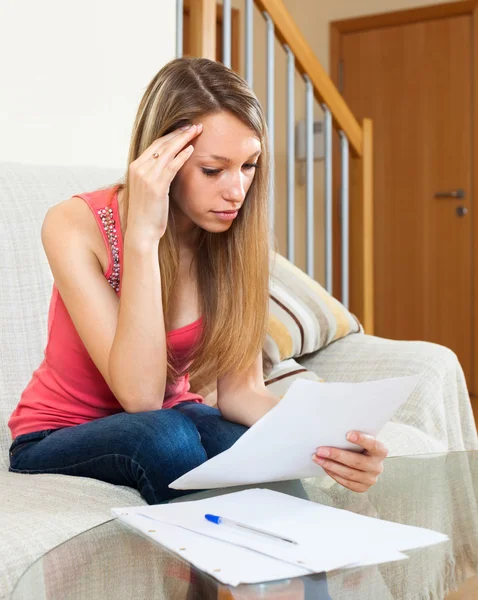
[{"left": 0, "top": 0, "right": 176, "bottom": 168}]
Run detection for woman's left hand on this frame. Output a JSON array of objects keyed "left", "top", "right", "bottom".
[{"left": 312, "top": 431, "right": 388, "bottom": 493}]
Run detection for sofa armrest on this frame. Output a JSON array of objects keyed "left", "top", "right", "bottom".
[{"left": 297, "top": 333, "right": 478, "bottom": 456}]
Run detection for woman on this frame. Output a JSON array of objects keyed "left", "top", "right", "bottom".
[{"left": 8, "top": 57, "right": 387, "bottom": 504}]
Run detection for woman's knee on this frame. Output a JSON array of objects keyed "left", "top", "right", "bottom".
[{"left": 112, "top": 408, "right": 205, "bottom": 460}]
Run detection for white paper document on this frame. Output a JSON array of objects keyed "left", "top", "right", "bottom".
[
  {"left": 170, "top": 375, "right": 421, "bottom": 490},
  {"left": 112, "top": 488, "right": 448, "bottom": 586}
]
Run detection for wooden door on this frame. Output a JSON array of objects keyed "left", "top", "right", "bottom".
[{"left": 337, "top": 13, "right": 473, "bottom": 389}]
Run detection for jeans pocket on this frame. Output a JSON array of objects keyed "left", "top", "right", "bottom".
[
  {"left": 9, "top": 440, "right": 38, "bottom": 458},
  {"left": 9, "top": 429, "right": 55, "bottom": 459}
]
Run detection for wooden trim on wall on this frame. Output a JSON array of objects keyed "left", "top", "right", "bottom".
[
  {"left": 330, "top": 0, "right": 478, "bottom": 33},
  {"left": 349, "top": 120, "right": 374, "bottom": 334},
  {"left": 472, "top": 4, "right": 478, "bottom": 395},
  {"left": 330, "top": 25, "right": 342, "bottom": 301},
  {"left": 361, "top": 119, "right": 374, "bottom": 334}
]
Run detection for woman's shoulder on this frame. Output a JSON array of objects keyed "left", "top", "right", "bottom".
[
  {"left": 44, "top": 195, "right": 101, "bottom": 242},
  {"left": 42, "top": 193, "right": 113, "bottom": 274},
  {"left": 46, "top": 185, "right": 117, "bottom": 225}
]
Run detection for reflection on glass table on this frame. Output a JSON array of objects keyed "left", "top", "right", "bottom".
[{"left": 11, "top": 451, "right": 478, "bottom": 600}]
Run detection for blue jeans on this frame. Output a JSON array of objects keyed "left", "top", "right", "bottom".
[{"left": 8, "top": 402, "right": 248, "bottom": 504}]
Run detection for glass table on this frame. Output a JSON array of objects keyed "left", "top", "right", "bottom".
[{"left": 11, "top": 451, "right": 478, "bottom": 599}]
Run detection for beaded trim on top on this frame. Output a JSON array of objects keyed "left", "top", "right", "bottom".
[{"left": 97, "top": 206, "right": 120, "bottom": 292}]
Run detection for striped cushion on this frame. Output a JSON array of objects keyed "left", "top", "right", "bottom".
[
  {"left": 264, "top": 358, "right": 324, "bottom": 398},
  {"left": 264, "top": 253, "right": 363, "bottom": 367}
]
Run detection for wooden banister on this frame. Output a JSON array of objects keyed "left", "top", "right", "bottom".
[
  {"left": 255, "top": 0, "right": 362, "bottom": 157},
  {"left": 185, "top": 0, "right": 217, "bottom": 60},
  {"left": 350, "top": 119, "right": 374, "bottom": 333}
]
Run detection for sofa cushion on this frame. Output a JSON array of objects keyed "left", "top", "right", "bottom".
[
  {"left": 297, "top": 333, "right": 478, "bottom": 456},
  {"left": 263, "top": 252, "right": 363, "bottom": 369},
  {"left": 264, "top": 358, "right": 324, "bottom": 398},
  {"left": 0, "top": 162, "right": 124, "bottom": 469},
  {"left": 0, "top": 471, "right": 145, "bottom": 598}
]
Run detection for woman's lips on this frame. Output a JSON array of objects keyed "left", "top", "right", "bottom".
[{"left": 212, "top": 210, "right": 239, "bottom": 220}]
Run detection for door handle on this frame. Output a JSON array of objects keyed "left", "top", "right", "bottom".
[{"left": 434, "top": 189, "right": 465, "bottom": 199}]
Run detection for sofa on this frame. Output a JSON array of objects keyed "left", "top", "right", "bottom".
[{"left": 1, "top": 161, "right": 477, "bottom": 599}]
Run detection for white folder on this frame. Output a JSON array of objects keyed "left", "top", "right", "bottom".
[{"left": 112, "top": 488, "right": 448, "bottom": 587}]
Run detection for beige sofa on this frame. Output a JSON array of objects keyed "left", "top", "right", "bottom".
[{"left": 1, "top": 161, "right": 477, "bottom": 599}]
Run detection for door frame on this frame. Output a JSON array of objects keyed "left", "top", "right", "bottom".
[{"left": 330, "top": 1, "right": 478, "bottom": 397}]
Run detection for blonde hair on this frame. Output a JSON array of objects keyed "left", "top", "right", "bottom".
[{"left": 116, "top": 57, "right": 271, "bottom": 394}]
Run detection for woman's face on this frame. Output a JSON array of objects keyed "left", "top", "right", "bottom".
[{"left": 170, "top": 110, "right": 261, "bottom": 246}]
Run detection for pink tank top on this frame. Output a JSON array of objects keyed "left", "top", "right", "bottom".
[{"left": 8, "top": 185, "right": 204, "bottom": 440}]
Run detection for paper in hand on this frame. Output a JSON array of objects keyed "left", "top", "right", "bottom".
[{"left": 170, "top": 375, "right": 420, "bottom": 490}]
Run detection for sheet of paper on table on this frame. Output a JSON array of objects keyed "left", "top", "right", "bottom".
[
  {"left": 112, "top": 488, "right": 448, "bottom": 587},
  {"left": 170, "top": 375, "right": 421, "bottom": 490}
]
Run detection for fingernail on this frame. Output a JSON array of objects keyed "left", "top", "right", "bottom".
[
  {"left": 181, "top": 124, "right": 193, "bottom": 130},
  {"left": 317, "top": 448, "right": 329, "bottom": 457},
  {"left": 348, "top": 432, "right": 358, "bottom": 442}
]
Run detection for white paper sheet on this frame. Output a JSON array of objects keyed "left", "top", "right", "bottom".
[
  {"left": 170, "top": 375, "right": 421, "bottom": 490},
  {"left": 112, "top": 488, "right": 447, "bottom": 587}
]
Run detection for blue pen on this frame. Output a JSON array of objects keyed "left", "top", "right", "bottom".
[{"left": 204, "top": 513, "right": 298, "bottom": 545}]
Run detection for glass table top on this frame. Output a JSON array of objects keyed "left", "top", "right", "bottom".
[{"left": 11, "top": 451, "right": 478, "bottom": 599}]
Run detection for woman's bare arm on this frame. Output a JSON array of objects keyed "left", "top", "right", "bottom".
[{"left": 41, "top": 202, "right": 167, "bottom": 413}]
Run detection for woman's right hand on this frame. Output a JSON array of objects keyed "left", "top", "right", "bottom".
[{"left": 127, "top": 123, "right": 203, "bottom": 242}]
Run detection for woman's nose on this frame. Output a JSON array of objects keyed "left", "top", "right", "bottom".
[{"left": 223, "top": 174, "right": 246, "bottom": 202}]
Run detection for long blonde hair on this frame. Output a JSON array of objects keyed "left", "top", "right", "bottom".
[{"left": 116, "top": 57, "right": 271, "bottom": 393}]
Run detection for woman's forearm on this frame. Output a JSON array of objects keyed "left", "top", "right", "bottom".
[
  {"left": 217, "top": 387, "right": 280, "bottom": 427},
  {"left": 109, "top": 230, "right": 167, "bottom": 412}
]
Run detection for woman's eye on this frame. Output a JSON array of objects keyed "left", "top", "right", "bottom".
[
  {"left": 202, "top": 169, "right": 220, "bottom": 177},
  {"left": 201, "top": 164, "right": 258, "bottom": 177}
]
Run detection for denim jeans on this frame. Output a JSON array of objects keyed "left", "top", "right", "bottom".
[{"left": 8, "top": 402, "right": 248, "bottom": 504}]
